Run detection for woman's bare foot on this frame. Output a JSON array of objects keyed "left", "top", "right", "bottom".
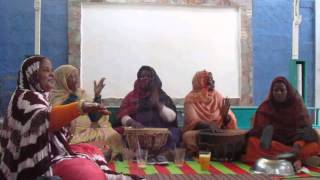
[{"left": 293, "top": 160, "right": 302, "bottom": 171}]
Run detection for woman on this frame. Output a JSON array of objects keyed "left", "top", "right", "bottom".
[
  {"left": 242, "top": 76, "right": 320, "bottom": 169},
  {"left": 0, "top": 56, "right": 142, "bottom": 180},
  {"left": 182, "top": 70, "right": 237, "bottom": 153},
  {"left": 117, "top": 65, "right": 180, "bottom": 150},
  {"left": 51, "top": 65, "right": 123, "bottom": 158}
]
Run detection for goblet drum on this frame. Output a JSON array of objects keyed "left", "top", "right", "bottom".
[
  {"left": 124, "top": 127, "right": 169, "bottom": 153},
  {"left": 197, "top": 129, "right": 247, "bottom": 162}
]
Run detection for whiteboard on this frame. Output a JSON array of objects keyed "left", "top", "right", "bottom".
[{"left": 81, "top": 4, "right": 240, "bottom": 99}]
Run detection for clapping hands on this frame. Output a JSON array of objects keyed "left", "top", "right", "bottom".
[{"left": 150, "top": 88, "right": 163, "bottom": 110}]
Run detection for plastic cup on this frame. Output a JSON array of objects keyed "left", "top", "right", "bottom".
[
  {"left": 174, "top": 148, "right": 186, "bottom": 167},
  {"left": 199, "top": 151, "right": 211, "bottom": 171},
  {"left": 136, "top": 149, "right": 148, "bottom": 168}
]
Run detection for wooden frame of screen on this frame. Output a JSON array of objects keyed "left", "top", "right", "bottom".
[{"left": 68, "top": 0, "right": 252, "bottom": 106}]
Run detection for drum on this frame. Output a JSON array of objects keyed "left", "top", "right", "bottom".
[
  {"left": 197, "top": 129, "right": 247, "bottom": 162},
  {"left": 124, "top": 127, "right": 169, "bottom": 153}
]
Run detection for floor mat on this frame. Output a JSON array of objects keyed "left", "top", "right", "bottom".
[
  {"left": 146, "top": 174, "right": 272, "bottom": 180},
  {"left": 108, "top": 161, "right": 320, "bottom": 179}
]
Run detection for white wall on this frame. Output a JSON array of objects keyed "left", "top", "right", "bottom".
[{"left": 81, "top": 4, "right": 240, "bottom": 98}]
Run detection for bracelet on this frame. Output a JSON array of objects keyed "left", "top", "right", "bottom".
[
  {"left": 78, "top": 100, "right": 85, "bottom": 115},
  {"left": 94, "top": 95, "right": 102, "bottom": 102}
]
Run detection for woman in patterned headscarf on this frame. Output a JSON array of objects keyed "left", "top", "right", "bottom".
[
  {"left": 182, "top": 70, "right": 237, "bottom": 153},
  {"left": 0, "top": 56, "right": 143, "bottom": 180},
  {"left": 242, "top": 76, "right": 320, "bottom": 169},
  {"left": 51, "top": 65, "right": 123, "bottom": 158}
]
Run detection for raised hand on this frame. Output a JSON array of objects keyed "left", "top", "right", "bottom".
[
  {"left": 221, "top": 97, "right": 230, "bottom": 120},
  {"left": 220, "top": 97, "right": 231, "bottom": 129},
  {"left": 81, "top": 101, "right": 111, "bottom": 115},
  {"left": 94, "top": 77, "right": 106, "bottom": 97},
  {"left": 150, "top": 88, "right": 163, "bottom": 110}
]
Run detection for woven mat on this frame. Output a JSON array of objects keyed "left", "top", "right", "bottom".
[
  {"left": 108, "top": 161, "right": 320, "bottom": 179},
  {"left": 146, "top": 174, "right": 272, "bottom": 180}
]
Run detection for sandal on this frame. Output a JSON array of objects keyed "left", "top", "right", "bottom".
[
  {"left": 147, "top": 156, "right": 157, "bottom": 165},
  {"left": 156, "top": 155, "right": 169, "bottom": 165}
]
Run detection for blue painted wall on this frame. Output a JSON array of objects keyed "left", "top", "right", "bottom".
[
  {"left": 299, "top": 0, "right": 315, "bottom": 106},
  {"left": 0, "top": 0, "right": 316, "bottom": 115},
  {"left": 253, "top": 0, "right": 315, "bottom": 106},
  {"left": 0, "top": 0, "right": 68, "bottom": 115}
]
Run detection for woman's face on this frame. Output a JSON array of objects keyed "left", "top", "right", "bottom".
[
  {"left": 139, "top": 70, "right": 152, "bottom": 83},
  {"left": 137, "top": 69, "right": 153, "bottom": 90},
  {"left": 38, "top": 58, "right": 55, "bottom": 92},
  {"left": 139, "top": 70, "right": 152, "bottom": 81},
  {"left": 272, "top": 82, "right": 287, "bottom": 103},
  {"left": 67, "top": 69, "right": 80, "bottom": 92},
  {"left": 207, "top": 72, "right": 215, "bottom": 91}
]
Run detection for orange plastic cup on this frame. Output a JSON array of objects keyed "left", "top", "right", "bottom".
[{"left": 199, "top": 151, "right": 211, "bottom": 171}]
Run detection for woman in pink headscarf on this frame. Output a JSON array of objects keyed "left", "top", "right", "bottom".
[{"left": 182, "top": 70, "right": 237, "bottom": 153}]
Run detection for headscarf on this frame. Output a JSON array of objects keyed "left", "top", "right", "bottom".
[
  {"left": 0, "top": 56, "right": 53, "bottom": 179},
  {"left": 185, "top": 70, "right": 214, "bottom": 104},
  {"left": 17, "top": 56, "right": 45, "bottom": 91},
  {"left": 50, "top": 65, "right": 92, "bottom": 143},
  {"left": 49, "top": 67, "right": 129, "bottom": 180},
  {"left": 249, "top": 76, "right": 311, "bottom": 145},
  {"left": 183, "top": 70, "right": 237, "bottom": 131},
  {"left": 117, "top": 65, "right": 177, "bottom": 126},
  {"left": 50, "top": 65, "right": 86, "bottom": 106}
]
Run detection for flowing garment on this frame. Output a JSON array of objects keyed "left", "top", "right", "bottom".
[
  {"left": 0, "top": 56, "right": 54, "bottom": 179},
  {"left": 117, "top": 66, "right": 180, "bottom": 149},
  {"left": 182, "top": 70, "right": 237, "bottom": 152},
  {"left": 242, "top": 76, "right": 320, "bottom": 163},
  {"left": 0, "top": 57, "right": 142, "bottom": 180},
  {"left": 51, "top": 65, "right": 123, "bottom": 157}
]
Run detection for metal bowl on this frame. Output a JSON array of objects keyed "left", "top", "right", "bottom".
[{"left": 251, "top": 157, "right": 295, "bottom": 176}]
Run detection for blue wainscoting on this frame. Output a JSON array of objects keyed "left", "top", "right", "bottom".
[{"left": 107, "top": 106, "right": 320, "bottom": 130}]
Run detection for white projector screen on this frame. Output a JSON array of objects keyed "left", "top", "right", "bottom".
[{"left": 81, "top": 4, "right": 240, "bottom": 99}]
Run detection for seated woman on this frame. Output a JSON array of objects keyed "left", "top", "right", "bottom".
[
  {"left": 0, "top": 56, "right": 142, "bottom": 180},
  {"left": 182, "top": 70, "right": 237, "bottom": 153},
  {"left": 117, "top": 65, "right": 180, "bottom": 151},
  {"left": 242, "top": 76, "right": 320, "bottom": 169},
  {"left": 51, "top": 65, "right": 123, "bottom": 158}
]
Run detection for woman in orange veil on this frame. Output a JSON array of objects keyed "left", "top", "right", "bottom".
[{"left": 182, "top": 70, "right": 237, "bottom": 153}]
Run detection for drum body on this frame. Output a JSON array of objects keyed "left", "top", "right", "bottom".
[
  {"left": 197, "top": 129, "right": 247, "bottom": 161},
  {"left": 124, "top": 128, "right": 169, "bottom": 153}
]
